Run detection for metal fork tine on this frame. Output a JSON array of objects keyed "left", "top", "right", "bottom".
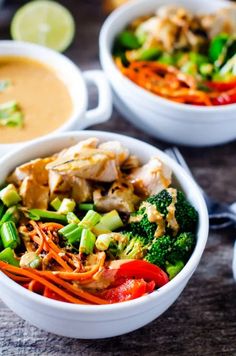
[
  {"left": 171, "top": 147, "right": 194, "bottom": 179},
  {"left": 165, "top": 147, "right": 203, "bottom": 195}
]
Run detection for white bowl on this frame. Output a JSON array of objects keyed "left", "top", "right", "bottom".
[
  {"left": 0, "top": 41, "right": 112, "bottom": 154},
  {"left": 0, "top": 131, "right": 208, "bottom": 339},
  {"left": 99, "top": 0, "right": 236, "bottom": 147}
]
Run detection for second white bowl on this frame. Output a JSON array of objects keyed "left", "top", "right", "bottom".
[{"left": 99, "top": 0, "right": 236, "bottom": 147}]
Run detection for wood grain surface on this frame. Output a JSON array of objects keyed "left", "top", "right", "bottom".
[{"left": 1, "top": 1, "right": 236, "bottom": 355}]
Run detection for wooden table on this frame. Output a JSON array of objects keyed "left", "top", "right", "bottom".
[{"left": 1, "top": 1, "right": 236, "bottom": 355}]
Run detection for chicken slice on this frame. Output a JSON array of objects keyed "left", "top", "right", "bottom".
[
  {"left": 48, "top": 171, "right": 71, "bottom": 198},
  {"left": 121, "top": 155, "right": 141, "bottom": 171},
  {"left": 58, "top": 138, "right": 99, "bottom": 158},
  {"left": 46, "top": 148, "right": 119, "bottom": 182},
  {"left": 70, "top": 176, "right": 93, "bottom": 203},
  {"left": 93, "top": 180, "right": 140, "bottom": 213},
  {"left": 20, "top": 177, "right": 49, "bottom": 209},
  {"left": 128, "top": 157, "right": 172, "bottom": 197},
  {"left": 200, "top": 6, "right": 236, "bottom": 38},
  {"left": 7, "top": 158, "right": 52, "bottom": 186},
  {"left": 98, "top": 141, "right": 129, "bottom": 166}
]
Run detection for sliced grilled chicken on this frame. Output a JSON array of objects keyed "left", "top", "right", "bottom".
[
  {"left": 20, "top": 177, "right": 49, "bottom": 209},
  {"left": 93, "top": 180, "right": 140, "bottom": 213},
  {"left": 128, "top": 157, "right": 172, "bottom": 197},
  {"left": 98, "top": 141, "right": 129, "bottom": 165},
  {"left": 46, "top": 148, "right": 119, "bottom": 182}
]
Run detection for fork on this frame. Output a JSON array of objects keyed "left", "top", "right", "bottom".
[{"left": 165, "top": 147, "right": 236, "bottom": 230}]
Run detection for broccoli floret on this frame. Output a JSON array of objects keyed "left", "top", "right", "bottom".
[
  {"left": 166, "top": 260, "right": 185, "bottom": 280},
  {"left": 128, "top": 208, "right": 156, "bottom": 244},
  {"left": 168, "top": 232, "right": 196, "bottom": 264},
  {"left": 118, "top": 234, "right": 147, "bottom": 260},
  {"left": 147, "top": 189, "right": 172, "bottom": 216},
  {"left": 96, "top": 231, "right": 147, "bottom": 260},
  {"left": 145, "top": 232, "right": 196, "bottom": 279},
  {"left": 175, "top": 191, "right": 198, "bottom": 232},
  {"left": 143, "top": 189, "right": 198, "bottom": 235},
  {"left": 144, "top": 235, "right": 172, "bottom": 267}
]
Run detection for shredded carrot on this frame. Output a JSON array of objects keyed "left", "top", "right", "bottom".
[
  {"left": 115, "top": 59, "right": 216, "bottom": 106},
  {"left": 35, "top": 270, "right": 108, "bottom": 305},
  {"left": 3, "top": 270, "right": 31, "bottom": 283},
  {"left": 41, "top": 222, "right": 64, "bottom": 231},
  {"left": 31, "top": 221, "right": 73, "bottom": 272},
  {"left": 0, "top": 261, "right": 88, "bottom": 304}
]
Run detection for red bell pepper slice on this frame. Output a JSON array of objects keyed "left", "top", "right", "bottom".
[
  {"left": 100, "top": 278, "right": 155, "bottom": 303},
  {"left": 43, "top": 287, "right": 67, "bottom": 302},
  {"left": 212, "top": 91, "right": 236, "bottom": 105},
  {"left": 115, "top": 260, "right": 169, "bottom": 287},
  {"left": 205, "top": 79, "right": 236, "bottom": 92}
]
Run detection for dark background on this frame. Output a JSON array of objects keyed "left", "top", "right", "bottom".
[{"left": 0, "top": 1, "right": 236, "bottom": 355}]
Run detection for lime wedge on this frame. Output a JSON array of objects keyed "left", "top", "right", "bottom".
[{"left": 11, "top": 0, "right": 75, "bottom": 52}]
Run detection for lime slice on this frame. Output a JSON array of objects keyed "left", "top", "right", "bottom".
[{"left": 11, "top": 0, "right": 75, "bottom": 52}]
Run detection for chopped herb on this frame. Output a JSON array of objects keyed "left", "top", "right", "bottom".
[
  {"left": 0, "top": 80, "right": 11, "bottom": 92},
  {"left": 0, "top": 100, "right": 24, "bottom": 128}
]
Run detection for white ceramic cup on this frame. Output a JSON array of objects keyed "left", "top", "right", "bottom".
[
  {"left": 0, "top": 41, "right": 112, "bottom": 154},
  {"left": 0, "top": 131, "right": 209, "bottom": 339},
  {"left": 99, "top": 0, "right": 236, "bottom": 147}
]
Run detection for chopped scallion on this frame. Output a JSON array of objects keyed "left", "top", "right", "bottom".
[{"left": 79, "top": 228, "right": 96, "bottom": 255}]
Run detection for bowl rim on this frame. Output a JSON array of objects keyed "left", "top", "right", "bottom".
[
  {"left": 99, "top": 0, "right": 236, "bottom": 113},
  {"left": 0, "top": 40, "right": 88, "bottom": 148},
  {"left": 0, "top": 130, "right": 209, "bottom": 315}
]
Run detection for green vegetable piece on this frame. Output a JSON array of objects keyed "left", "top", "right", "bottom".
[
  {"left": 117, "top": 30, "right": 140, "bottom": 49},
  {"left": 0, "top": 100, "right": 24, "bottom": 128},
  {"left": 158, "top": 53, "right": 175, "bottom": 65},
  {"left": 93, "top": 210, "right": 123, "bottom": 236},
  {"left": 79, "top": 228, "right": 96, "bottom": 255},
  {"left": 67, "top": 226, "right": 83, "bottom": 245},
  {"left": 59, "top": 223, "right": 83, "bottom": 245},
  {"left": 0, "top": 80, "right": 11, "bottom": 92},
  {"left": 0, "top": 201, "right": 5, "bottom": 220},
  {"left": 0, "top": 184, "right": 21, "bottom": 207},
  {"left": 189, "top": 52, "right": 208, "bottom": 65},
  {"left": 28, "top": 209, "right": 67, "bottom": 224},
  {"left": 0, "top": 236, "right": 3, "bottom": 251},
  {"left": 58, "top": 198, "right": 76, "bottom": 215},
  {"left": 79, "top": 210, "right": 101, "bottom": 229},
  {"left": 1, "top": 221, "right": 20, "bottom": 249},
  {"left": 20, "top": 252, "right": 42, "bottom": 269},
  {"left": 138, "top": 47, "right": 161, "bottom": 61},
  {"left": 58, "top": 223, "right": 78, "bottom": 237},
  {"left": 95, "top": 234, "right": 113, "bottom": 251},
  {"left": 209, "top": 33, "right": 229, "bottom": 64},
  {"left": 199, "top": 63, "right": 214, "bottom": 76},
  {"left": 166, "top": 260, "right": 184, "bottom": 280},
  {"left": 78, "top": 203, "right": 95, "bottom": 211},
  {"left": 0, "top": 206, "right": 19, "bottom": 225},
  {"left": 67, "top": 212, "right": 80, "bottom": 224},
  {"left": 181, "top": 61, "right": 198, "bottom": 76},
  {"left": 50, "top": 197, "right": 62, "bottom": 211},
  {"left": 0, "top": 247, "right": 19, "bottom": 266}
]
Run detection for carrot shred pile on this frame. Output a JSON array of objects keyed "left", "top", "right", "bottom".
[
  {"left": 116, "top": 58, "right": 236, "bottom": 106},
  {"left": 0, "top": 221, "right": 108, "bottom": 305}
]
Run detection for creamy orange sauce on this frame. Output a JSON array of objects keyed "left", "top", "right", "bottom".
[{"left": 0, "top": 56, "right": 73, "bottom": 144}]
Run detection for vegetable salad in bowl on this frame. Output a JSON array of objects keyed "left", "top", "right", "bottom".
[
  {"left": 0, "top": 137, "right": 198, "bottom": 304},
  {"left": 113, "top": 4, "right": 236, "bottom": 106}
]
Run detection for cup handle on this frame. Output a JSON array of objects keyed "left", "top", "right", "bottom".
[{"left": 82, "top": 70, "right": 112, "bottom": 127}]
